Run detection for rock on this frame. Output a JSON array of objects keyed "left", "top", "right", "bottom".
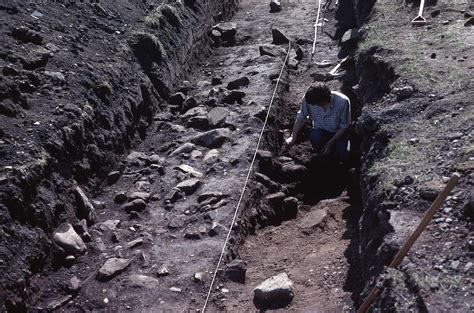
[
  {"left": 46, "top": 295, "right": 73, "bottom": 311},
  {"left": 287, "top": 58, "right": 299, "bottom": 70},
  {"left": 53, "top": 223, "right": 87, "bottom": 257},
  {"left": 114, "top": 192, "right": 128, "bottom": 204},
  {"left": 44, "top": 71, "right": 66, "bottom": 85},
  {"left": 168, "top": 92, "right": 186, "bottom": 107},
  {"left": 11, "top": 26, "right": 43, "bottom": 45},
  {"left": 464, "top": 262, "right": 473, "bottom": 273},
  {"left": 148, "top": 154, "right": 163, "bottom": 164},
  {"left": 107, "top": 171, "right": 121, "bottom": 185},
  {"left": 97, "top": 258, "right": 132, "bottom": 281},
  {"left": 170, "top": 287, "right": 182, "bottom": 293},
  {"left": 2, "top": 66, "right": 18, "bottom": 77},
  {"left": 74, "top": 219, "right": 92, "bottom": 242},
  {"left": 21, "top": 48, "right": 52, "bottom": 70},
  {"left": 451, "top": 260, "right": 460, "bottom": 270},
  {"left": 170, "top": 142, "right": 196, "bottom": 156},
  {"left": 224, "top": 259, "right": 247, "bottom": 283},
  {"left": 73, "top": 187, "right": 97, "bottom": 225},
  {"left": 126, "top": 238, "right": 144, "bottom": 249},
  {"left": 295, "top": 46, "right": 304, "bottom": 61},
  {"left": 213, "top": 22, "right": 237, "bottom": 42},
  {"left": 198, "top": 191, "right": 227, "bottom": 203},
  {"left": 127, "top": 274, "right": 160, "bottom": 288},
  {"left": 431, "top": 9, "right": 441, "bottom": 17},
  {"left": 222, "top": 90, "right": 246, "bottom": 104},
  {"left": 210, "top": 29, "right": 222, "bottom": 46},
  {"left": 259, "top": 44, "right": 287, "bottom": 57},
  {"left": 165, "top": 188, "right": 185, "bottom": 204},
  {"left": 281, "top": 162, "right": 307, "bottom": 179},
  {"left": 300, "top": 208, "right": 328, "bottom": 234},
  {"left": 176, "top": 178, "right": 201, "bottom": 195},
  {"left": 208, "top": 222, "right": 226, "bottom": 236},
  {"left": 156, "top": 265, "right": 170, "bottom": 277},
  {"left": 122, "top": 199, "right": 147, "bottom": 213},
  {"left": 227, "top": 77, "right": 250, "bottom": 90},
  {"left": 270, "top": 0, "right": 282, "bottom": 13},
  {"left": 128, "top": 191, "right": 150, "bottom": 201},
  {"left": 182, "top": 97, "right": 198, "bottom": 113},
  {"left": 191, "top": 128, "right": 231, "bottom": 148},
  {"left": 463, "top": 192, "right": 473, "bottom": 218},
  {"left": 194, "top": 272, "right": 208, "bottom": 283},
  {"left": 176, "top": 164, "right": 204, "bottom": 178},
  {"left": 0, "top": 99, "right": 21, "bottom": 117},
  {"left": 254, "top": 273, "right": 294, "bottom": 309},
  {"left": 188, "top": 115, "right": 210, "bottom": 130},
  {"left": 266, "top": 192, "right": 286, "bottom": 207},
  {"left": 207, "top": 107, "right": 229, "bottom": 128},
  {"left": 211, "top": 77, "right": 222, "bottom": 85},
  {"left": 341, "top": 28, "right": 359, "bottom": 48},
  {"left": 184, "top": 230, "right": 201, "bottom": 239},
  {"left": 393, "top": 85, "right": 415, "bottom": 100},
  {"left": 283, "top": 197, "right": 298, "bottom": 220},
  {"left": 100, "top": 220, "right": 121, "bottom": 230},
  {"left": 464, "top": 17, "right": 474, "bottom": 27},
  {"left": 419, "top": 180, "right": 443, "bottom": 201},
  {"left": 126, "top": 151, "right": 148, "bottom": 163},
  {"left": 272, "top": 28, "right": 289, "bottom": 45},
  {"left": 204, "top": 149, "right": 220, "bottom": 164},
  {"left": 255, "top": 173, "right": 280, "bottom": 192},
  {"left": 68, "top": 276, "right": 81, "bottom": 292}
]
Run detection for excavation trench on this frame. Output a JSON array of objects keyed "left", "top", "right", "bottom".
[{"left": 5, "top": 0, "right": 371, "bottom": 311}]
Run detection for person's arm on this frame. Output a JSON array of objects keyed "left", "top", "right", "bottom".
[
  {"left": 285, "top": 99, "right": 309, "bottom": 146},
  {"left": 321, "top": 98, "right": 351, "bottom": 154}
]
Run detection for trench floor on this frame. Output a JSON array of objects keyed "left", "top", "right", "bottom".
[{"left": 30, "top": 0, "right": 364, "bottom": 311}]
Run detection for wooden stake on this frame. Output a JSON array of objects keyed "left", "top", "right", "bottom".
[{"left": 357, "top": 172, "right": 461, "bottom": 313}]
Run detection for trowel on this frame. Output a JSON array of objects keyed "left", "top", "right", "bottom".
[{"left": 411, "top": 0, "right": 427, "bottom": 26}]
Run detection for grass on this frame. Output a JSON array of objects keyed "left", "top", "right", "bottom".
[
  {"left": 359, "top": 0, "right": 473, "bottom": 93},
  {"left": 145, "top": 4, "right": 183, "bottom": 29}
]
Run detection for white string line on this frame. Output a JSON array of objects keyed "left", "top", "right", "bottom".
[
  {"left": 311, "top": 0, "right": 323, "bottom": 61},
  {"left": 201, "top": 41, "right": 292, "bottom": 313}
]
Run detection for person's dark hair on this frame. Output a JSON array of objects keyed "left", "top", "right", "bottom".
[{"left": 305, "top": 83, "right": 331, "bottom": 105}]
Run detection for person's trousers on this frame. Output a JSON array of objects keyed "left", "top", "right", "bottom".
[{"left": 309, "top": 128, "right": 350, "bottom": 161}]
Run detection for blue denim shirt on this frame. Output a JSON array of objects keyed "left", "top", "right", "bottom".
[{"left": 296, "top": 91, "right": 351, "bottom": 133}]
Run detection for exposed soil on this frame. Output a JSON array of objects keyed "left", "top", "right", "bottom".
[{"left": 1, "top": 0, "right": 472, "bottom": 312}]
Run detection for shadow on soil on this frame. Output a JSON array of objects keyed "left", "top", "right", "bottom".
[{"left": 301, "top": 152, "right": 365, "bottom": 306}]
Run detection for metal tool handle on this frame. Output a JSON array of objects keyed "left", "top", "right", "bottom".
[{"left": 418, "top": 0, "right": 426, "bottom": 17}]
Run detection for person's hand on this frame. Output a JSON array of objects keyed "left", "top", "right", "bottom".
[
  {"left": 284, "top": 136, "right": 295, "bottom": 148},
  {"left": 321, "top": 141, "right": 334, "bottom": 156}
]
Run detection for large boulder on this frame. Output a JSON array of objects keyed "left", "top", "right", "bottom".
[
  {"left": 53, "top": 223, "right": 87, "bottom": 257},
  {"left": 213, "top": 22, "right": 237, "bottom": 43},
  {"left": 272, "top": 28, "right": 289, "bottom": 45},
  {"left": 97, "top": 258, "right": 132, "bottom": 281},
  {"left": 176, "top": 178, "right": 201, "bottom": 195},
  {"left": 253, "top": 273, "right": 294, "bottom": 309},
  {"left": 259, "top": 44, "right": 287, "bottom": 58},
  {"left": 73, "top": 186, "right": 97, "bottom": 225},
  {"left": 221, "top": 90, "right": 246, "bottom": 104},
  {"left": 207, "top": 107, "right": 229, "bottom": 128},
  {"left": 223, "top": 259, "right": 247, "bottom": 283},
  {"left": 191, "top": 128, "right": 231, "bottom": 148},
  {"left": 227, "top": 76, "right": 250, "bottom": 90}
]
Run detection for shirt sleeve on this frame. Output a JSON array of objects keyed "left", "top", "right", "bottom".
[
  {"left": 339, "top": 98, "right": 351, "bottom": 129},
  {"left": 296, "top": 97, "right": 309, "bottom": 120}
]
